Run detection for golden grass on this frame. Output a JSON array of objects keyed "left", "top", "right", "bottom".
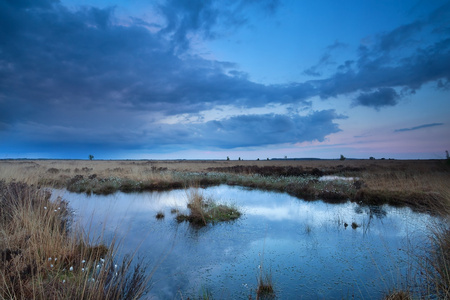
[
  {"left": 0, "top": 181, "right": 150, "bottom": 299},
  {"left": 176, "top": 188, "right": 241, "bottom": 226},
  {"left": 0, "top": 160, "right": 450, "bottom": 211}
]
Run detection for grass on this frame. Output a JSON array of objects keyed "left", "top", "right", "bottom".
[
  {"left": 1, "top": 159, "right": 448, "bottom": 212},
  {"left": 0, "top": 159, "right": 449, "bottom": 298},
  {"left": 256, "top": 270, "right": 274, "bottom": 299},
  {"left": 0, "top": 181, "right": 151, "bottom": 299},
  {"left": 155, "top": 211, "right": 165, "bottom": 219},
  {"left": 176, "top": 188, "right": 241, "bottom": 226},
  {"left": 383, "top": 289, "right": 411, "bottom": 299},
  {"left": 418, "top": 216, "right": 450, "bottom": 298}
]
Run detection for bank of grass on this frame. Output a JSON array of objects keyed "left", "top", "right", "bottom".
[
  {"left": 0, "top": 181, "right": 150, "bottom": 299},
  {"left": 176, "top": 188, "right": 241, "bottom": 226},
  {"left": 1, "top": 159, "right": 448, "bottom": 212}
]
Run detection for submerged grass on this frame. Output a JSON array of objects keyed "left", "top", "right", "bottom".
[{"left": 0, "top": 181, "right": 151, "bottom": 299}]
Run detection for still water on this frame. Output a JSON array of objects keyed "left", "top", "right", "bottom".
[{"left": 54, "top": 185, "right": 436, "bottom": 299}]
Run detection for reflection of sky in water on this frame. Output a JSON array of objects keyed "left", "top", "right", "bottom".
[{"left": 53, "top": 185, "right": 437, "bottom": 299}]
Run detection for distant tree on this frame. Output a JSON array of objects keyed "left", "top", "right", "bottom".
[
  {"left": 227, "top": 156, "right": 230, "bottom": 161},
  {"left": 284, "top": 156, "right": 287, "bottom": 160},
  {"left": 340, "top": 154, "right": 346, "bottom": 161},
  {"left": 267, "top": 158, "right": 269, "bottom": 161},
  {"left": 257, "top": 158, "right": 260, "bottom": 161},
  {"left": 381, "top": 158, "right": 386, "bottom": 160},
  {"left": 369, "top": 157, "right": 375, "bottom": 160},
  {"left": 238, "top": 157, "right": 241, "bottom": 161},
  {"left": 446, "top": 150, "right": 449, "bottom": 160},
  {"left": 89, "top": 154, "right": 94, "bottom": 160}
]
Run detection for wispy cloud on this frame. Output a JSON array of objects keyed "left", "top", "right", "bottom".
[{"left": 394, "top": 123, "right": 444, "bottom": 132}]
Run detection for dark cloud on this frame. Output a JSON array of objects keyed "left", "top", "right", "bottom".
[
  {"left": 3, "top": 110, "right": 345, "bottom": 155},
  {"left": 1, "top": 0, "right": 448, "bottom": 157},
  {"left": 0, "top": 0, "right": 324, "bottom": 157},
  {"left": 306, "top": 3, "right": 450, "bottom": 108},
  {"left": 158, "top": 0, "right": 281, "bottom": 51},
  {"left": 394, "top": 123, "right": 444, "bottom": 132},
  {"left": 352, "top": 88, "right": 399, "bottom": 109},
  {"left": 0, "top": 0, "right": 311, "bottom": 126}
]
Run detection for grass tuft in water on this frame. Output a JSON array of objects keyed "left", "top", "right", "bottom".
[
  {"left": 155, "top": 211, "right": 165, "bottom": 219},
  {"left": 176, "top": 188, "right": 241, "bottom": 226},
  {"left": 257, "top": 269, "right": 274, "bottom": 299}
]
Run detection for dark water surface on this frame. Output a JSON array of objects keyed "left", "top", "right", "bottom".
[{"left": 54, "top": 185, "right": 436, "bottom": 299}]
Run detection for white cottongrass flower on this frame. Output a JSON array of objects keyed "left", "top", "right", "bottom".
[
  {"left": 62, "top": 279, "right": 66, "bottom": 283},
  {"left": 50, "top": 264, "right": 54, "bottom": 268},
  {"left": 48, "top": 257, "right": 52, "bottom": 261},
  {"left": 69, "top": 266, "right": 73, "bottom": 271},
  {"left": 100, "top": 258, "right": 104, "bottom": 262},
  {"left": 114, "top": 264, "right": 118, "bottom": 269},
  {"left": 82, "top": 268, "right": 85, "bottom": 272},
  {"left": 81, "top": 259, "right": 85, "bottom": 264},
  {"left": 97, "top": 265, "right": 100, "bottom": 269},
  {"left": 44, "top": 207, "right": 47, "bottom": 210}
]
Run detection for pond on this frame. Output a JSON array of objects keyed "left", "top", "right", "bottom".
[{"left": 53, "top": 185, "right": 436, "bottom": 299}]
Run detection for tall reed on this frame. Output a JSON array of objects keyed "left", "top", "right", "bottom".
[{"left": 0, "top": 181, "right": 151, "bottom": 299}]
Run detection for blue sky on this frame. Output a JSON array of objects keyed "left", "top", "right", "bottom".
[{"left": 0, "top": 0, "right": 449, "bottom": 159}]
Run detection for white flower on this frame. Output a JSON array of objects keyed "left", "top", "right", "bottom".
[
  {"left": 50, "top": 264, "right": 54, "bottom": 268},
  {"left": 114, "top": 264, "right": 118, "bottom": 269},
  {"left": 96, "top": 265, "right": 100, "bottom": 269},
  {"left": 81, "top": 260, "right": 85, "bottom": 264},
  {"left": 62, "top": 279, "right": 66, "bottom": 283},
  {"left": 48, "top": 257, "right": 52, "bottom": 261},
  {"left": 69, "top": 266, "right": 73, "bottom": 271},
  {"left": 82, "top": 268, "right": 85, "bottom": 272},
  {"left": 44, "top": 207, "right": 47, "bottom": 210},
  {"left": 100, "top": 258, "right": 104, "bottom": 262}
]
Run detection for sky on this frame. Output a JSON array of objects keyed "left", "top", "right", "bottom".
[{"left": 0, "top": 0, "right": 449, "bottom": 160}]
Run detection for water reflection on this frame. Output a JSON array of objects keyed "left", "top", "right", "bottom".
[{"left": 53, "top": 185, "right": 435, "bottom": 299}]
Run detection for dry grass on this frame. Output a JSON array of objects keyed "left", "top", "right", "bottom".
[
  {"left": 176, "top": 188, "right": 241, "bottom": 226},
  {"left": 0, "top": 181, "right": 151, "bottom": 299},
  {"left": 1, "top": 159, "right": 449, "bottom": 298}
]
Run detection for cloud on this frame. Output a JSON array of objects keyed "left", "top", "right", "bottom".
[
  {"left": 394, "top": 123, "right": 444, "bottom": 133},
  {"left": 157, "top": 0, "right": 281, "bottom": 51},
  {"left": 352, "top": 88, "right": 399, "bottom": 109},
  {"left": 0, "top": 1, "right": 312, "bottom": 127},
  {"left": 303, "top": 40, "right": 347, "bottom": 77},
  {"left": 307, "top": 3, "right": 450, "bottom": 108},
  {"left": 3, "top": 110, "right": 345, "bottom": 154},
  {"left": 1, "top": 0, "right": 448, "bottom": 157}
]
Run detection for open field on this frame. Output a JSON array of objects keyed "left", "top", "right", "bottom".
[
  {"left": 1, "top": 159, "right": 449, "bottom": 298},
  {"left": 1, "top": 159, "right": 449, "bottom": 212}
]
